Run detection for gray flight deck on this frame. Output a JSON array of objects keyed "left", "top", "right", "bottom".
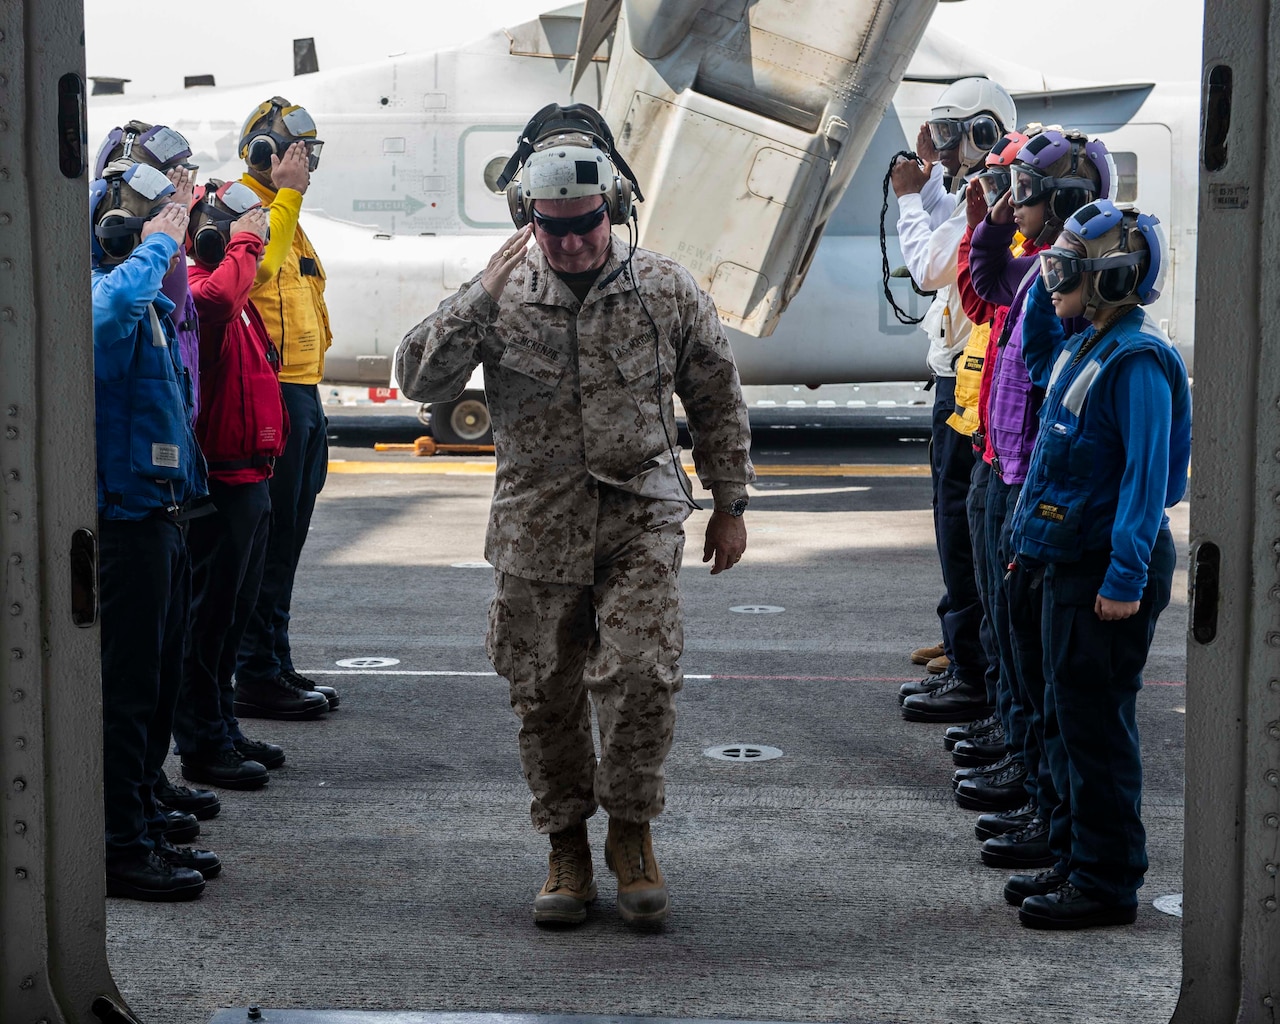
[{"left": 107, "top": 418, "right": 1187, "bottom": 1024}]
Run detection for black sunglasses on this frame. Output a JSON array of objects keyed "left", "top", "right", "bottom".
[{"left": 533, "top": 203, "right": 609, "bottom": 237}]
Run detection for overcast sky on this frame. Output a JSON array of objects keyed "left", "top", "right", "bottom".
[{"left": 83, "top": 0, "right": 1203, "bottom": 99}]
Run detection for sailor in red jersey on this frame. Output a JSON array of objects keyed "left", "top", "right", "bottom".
[{"left": 172, "top": 179, "right": 291, "bottom": 795}]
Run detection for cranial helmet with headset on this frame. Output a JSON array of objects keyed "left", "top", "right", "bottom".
[
  {"left": 927, "top": 77, "right": 1018, "bottom": 172},
  {"left": 1010, "top": 129, "right": 1115, "bottom": 244},
  {"left": 93, "top": 120, "right": 194, "bottom": 179},
  {"left": 187, "top": 178, "right": 266, "bottom": 267},
  {"left": 239, "top": 96, "right": 324, "bottom": 174},
  {"left": 89, "top": 159, "right": 177, "bottom": 266},
  {"left": 496, "top": 103, "right": 643, "bottom": 230},
  {"left": 1039, "top": 200, "right": 1167, "bottom": 319}
]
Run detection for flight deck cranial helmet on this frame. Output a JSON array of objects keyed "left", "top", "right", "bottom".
[
  {"left": 89, "top": 159, "right": 177, "bottom": 266},
  {"left": 497, "top": 103, "right": 644, "bottom": 229},
  {"left": 187, "top": 178, "right": 265, "bottom": 267},
  {"left": 239, "top": 96, "right": 324, "bottom": 173},
  {"left": 975, "top": 129, "right": 1031, "bottom": 208},
  {"left": 927, "top": 77, "right": 1018, "bottom": 170},
  {"left": 1038, "top": 199, "right": 1167, "bottom": 319},
  {"left": 1010, "top": 128, "right": 1115, "bottom": 231},
  {"left": 93, "top": 120, "right": 194, "bottom": 179}
]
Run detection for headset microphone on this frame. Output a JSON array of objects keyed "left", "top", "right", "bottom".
[{"left": 596, "top": 260, "right": 630, "bottom": 290}]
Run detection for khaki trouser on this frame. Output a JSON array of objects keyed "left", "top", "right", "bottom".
[{"left": 486, "top": 509, "right": 685, "bottom": 834}]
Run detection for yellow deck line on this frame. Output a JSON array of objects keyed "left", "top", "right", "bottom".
[{"left": 328, "top": 460, "right": 930, "bottom": 478}]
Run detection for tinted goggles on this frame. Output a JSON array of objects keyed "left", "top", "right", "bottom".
[
  {"left": 975, "top": 167, "right": 1010, "bottom": 207},
  {"left": 1011, "top": 166, "right": 1097, "bottom": 207},
  {"left": 533, "top": 203, "right": 608, "bottom": 237},
  {"left": 928, "top": 114, "right": 1000, "bottom": 154},
  {"left": 1038, "top": 247, "right": 1144, "bottom": 294}
]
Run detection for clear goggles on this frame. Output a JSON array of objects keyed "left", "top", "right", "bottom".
[
  {"left": 928, "top": 114, "right": 1001, "bottom": 154},
  {"left": 1011, "top": 166, "right": 1097, "bottom": 208},
  {"left": 1038, "top": 247, "right": 1144, "bottom": 294},
  {"left": 975, "top": 167, "right": 1011, "bottom": 208},
  {"left": 533, "top": 202, "right": 608, "bottom": 237},
  {"left": 122, "top": 162, "right": 177, "bottom": 203}
]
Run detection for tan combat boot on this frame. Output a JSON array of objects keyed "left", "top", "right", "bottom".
[
  {"left": 604, "top": 817, "right": 669, "bottom": 925},
  {"left": 927, "top": 653, "right": 951, "bottom": 675},
  {"left": 534, "top": 822, "right": 596, "bottom": 925},
  {"left": 910, "top": 642, "right": 945, "bottom": 665}
]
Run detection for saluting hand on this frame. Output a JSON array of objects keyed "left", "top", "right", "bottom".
[
  {"left": 166, "top": 166, "right": 195, "bottom": 212},
  {"left": 271, "top": 142, "right": 311, "bottom": 195},
  {"left": 231, "top": 207, "right": 269, "bottom": 241},
  {"left": 915, "top": 123, "right": 939, "bottom": 166},
  {"left": 141, "top": 203, "right": 189, "bottom": 246},
  {"left": 480, "top": 224, "right": 534, "bottom": 300},
  {"left": 988, "top": 191, "right": 1014, "bottom": 226},
  {"left": 965, "top": 178, "right": 988, "bottom": 228}
]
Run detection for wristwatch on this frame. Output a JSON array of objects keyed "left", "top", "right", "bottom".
[{"left": 724, "top": 497, "right": 749, "bottom": 518}]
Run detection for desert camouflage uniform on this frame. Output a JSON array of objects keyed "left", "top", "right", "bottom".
[{"left": 396, "top": 234, "right": 753, "bottom": 832}]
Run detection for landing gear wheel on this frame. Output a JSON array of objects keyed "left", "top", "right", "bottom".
[{"left": 430, "top": 390, "right": 492, "bottom": 445}]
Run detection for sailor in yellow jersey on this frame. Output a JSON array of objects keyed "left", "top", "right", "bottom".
[{"left": 232, "top": 97, "right": 341, "bottom": 722}]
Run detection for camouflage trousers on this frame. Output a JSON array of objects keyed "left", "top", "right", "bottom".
[{"left": 486, "top": 513, "right": 685, "bottom": 834}]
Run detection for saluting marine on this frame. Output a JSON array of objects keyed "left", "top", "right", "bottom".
[{"left": 396, "top": 103, "right": 755, "bottom": 928}]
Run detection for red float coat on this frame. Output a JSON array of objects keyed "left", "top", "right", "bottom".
[{"left": 188, "top": 233, "right": 289, "bottom": 486}]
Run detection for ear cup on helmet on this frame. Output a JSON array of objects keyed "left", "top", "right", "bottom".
[
  {"left": 247, "top": 135, "right": 277, "bottom": 170},
  {"left": 1052, "top": 188, "right": 1092, "bottom": 222},
  {"left": 507, "top": 181, "right": 530, "bottom": 228},
  {"left": 193, "top": 225, "right": 227, "bottom": 267},
  {"left": 95, "top": 211, "right": 140, "bottom": 260},
  {"left": 1095, "top": 260, "right": 1141, "bottom": 303},
  {"left": 609, "top": 175, "right": 633, "bottom": 225}
]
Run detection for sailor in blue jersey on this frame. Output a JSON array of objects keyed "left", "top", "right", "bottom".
[
  {"left": 1003, "top": 201, "right": 1191, "bottom": 929},
  {"left": 91, "top": 160, "right": 218, "bottom": 900}
]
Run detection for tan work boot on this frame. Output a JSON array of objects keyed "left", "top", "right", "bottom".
[
  {"left": 927, "top": 654, "right": 951, "bottom": 675},
  {"left": 534, "top": 822, "right": 596, "bottom": 925},
  {"left": 910, "top": 642, "right": 946, "bottom": 665},
  {"left": 604, "top": 817, "right": 669, "bottom": 925}
]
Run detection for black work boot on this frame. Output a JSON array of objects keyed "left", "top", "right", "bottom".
[
  {"left": 233, "top": 675, "right": 329, "bottom": 720},
  {"left": 980, "top": 816, "right": 1056, "bottom": 868},
  {"left": 1004, "top": 867, "right": 1068, "bottom": 906},
  {"left": 943, "top": 712, "right": 1000, "bottom": 751},
  {"left": 156, "top": 769, "right": 221, "bottom": 820},
  {"left": 975, "top": 801, "right": 1038, "bottom": 841},
  {"left": 951, "top": 721, "right": 1008, "bottom": 767},
  {"left": 953, "top": 750, "right": 1019, "bottom": 788},
  {"left": 901, "top": 675, "right": 993, "bottom": 723},
  {"left": 1019, "top": 882, "right": 1137, "bottom": 930},
  {"left": 281, "top": 668, "right": 340, "bottom": 711},
  {"left": 955, "top": 759, "right": 1030, "bottom": 811},
  {"left": 234, "top": 735, "right": 286, "bottom": 769},
  {"left": 180, "top": 746, "right": 269, "bottom": 791},
  {"left": 106, "top": 850, "right": 204, "bottom": 902},
  {"left": 898, "top": 668, "right": 956, "bottom": 704},
  {"left": 534, "top": 822, "right": 595, "bottom": 926},
  {"left": 154, "top": 837, "right": 222, "bottom": 879}
]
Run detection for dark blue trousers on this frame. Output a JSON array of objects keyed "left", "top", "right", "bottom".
[
  {"left": 1041, "top": 528, "right": 1176, "bottom": 905},
  {"left": 984, "top": 475, "right": 1023, "bottom": 750},
  {"left": 929, "top": 376, "right": 984, "bottom": 683},
  {"left": 965, "top": 457, "right": 1001, "bottom": 708},
  {"left": 99, "top": 515, "right": 189, "bottom": 862},
  {"left": 237, "top": 384, "right": 327, "bottom": 685},
  {"left": 174, "top": 479, "right": 271, "bottom": 755}
]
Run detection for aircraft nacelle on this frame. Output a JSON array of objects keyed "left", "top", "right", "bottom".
[{"left": 598, "top": 0, "right": 937, "bottom": 335}]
